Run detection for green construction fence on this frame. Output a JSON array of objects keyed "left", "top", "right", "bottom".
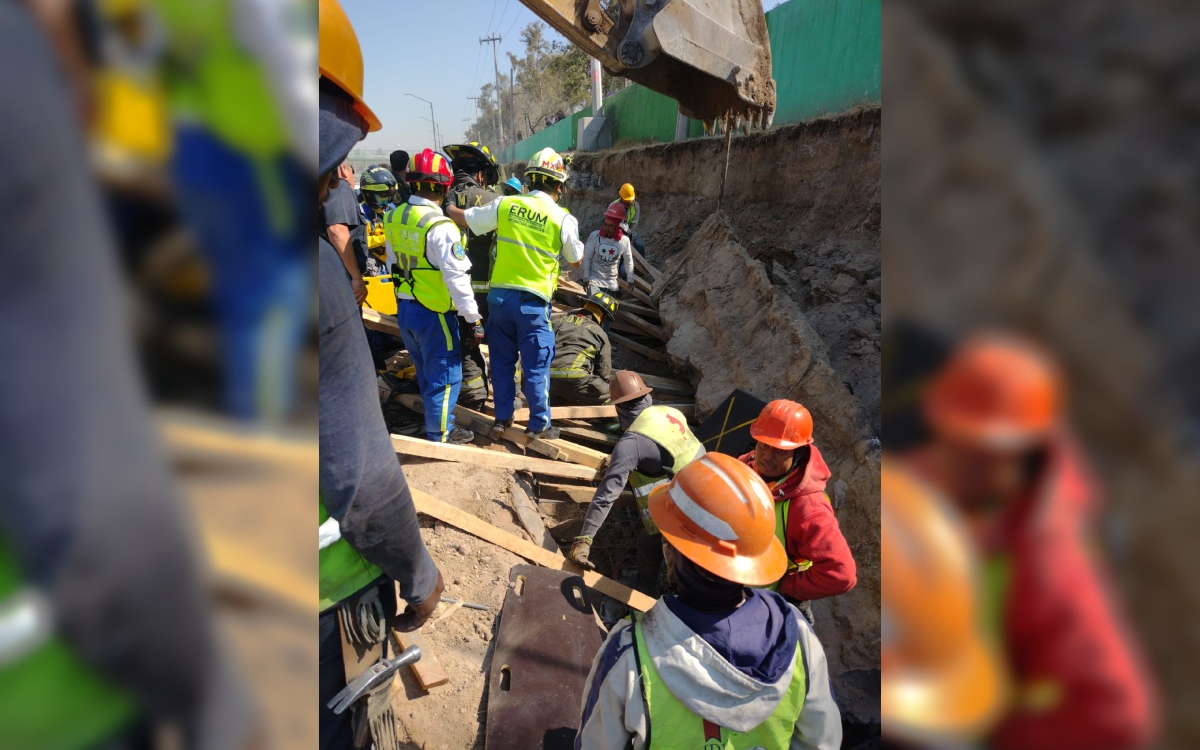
[{"left": 500, "top": 0, "right": 880, "bottom": 162}]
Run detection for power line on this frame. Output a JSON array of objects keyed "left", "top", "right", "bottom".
[
  {"left": 494, "top": 0, "right": 512, "bottom": 36},
  {"left": 485, "top": 0, "right": 498, "bottom": 34},
  {"left": 504, "top": 7, "right": 522, "bottom": 37}
]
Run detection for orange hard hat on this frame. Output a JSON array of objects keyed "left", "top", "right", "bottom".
[
  {"left": 750, "top": 399, "right": 814, "bottom": 450},
  {"left": 609, "top": 370, "right": 653, "bottom": 405},
  {"left": 319, "top": 0, "right": 381, "bottom": 132},
  {"left": 881, "top": 460, "right": 1008, "bottom": 744},
  {"left": 648, "top": 453, "right": 787, "bottom": 586},
  {"left": 923, "top": 332, "right": 1062, "bottom": 451}
]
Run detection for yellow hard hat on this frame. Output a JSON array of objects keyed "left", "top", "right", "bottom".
[
  {"left": 526, "top": 147, "right": 568, "bottom": 182},
  {"left": 620, "top": 183, "right": 636, "bottom": 201},
  {"left": 318, "top": 0, "right": 381, "bottom": 132},
  {"left": 881, "top": 460, "right": 1009, "bottom": 745}
]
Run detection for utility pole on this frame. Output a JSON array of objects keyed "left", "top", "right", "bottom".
[
  {"left": 480, "top": 36, "right": 504, "bottom": 147},
  {"left": 405, "top": 93, "right": 437, "bottom": 148}
]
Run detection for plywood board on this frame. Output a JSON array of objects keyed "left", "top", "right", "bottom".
[{"left": 390, "top": 434, "right": 598, "bottom": 480}]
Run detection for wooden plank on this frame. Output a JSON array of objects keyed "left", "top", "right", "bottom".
[
  {"left": 631, "top": 246, "right": 661, "bottom": 281},
  {"left": 557, "top": 425, "right": 619, "bottom": 447},
  {"left": 390, "top": 434, "right": 599, "bottom": 480},
  {"left": 610, "top": 319, "right": 648, "bottom": 337},
  {"left": 391, "top": 627, "right": 450, "bottom": 690},
  {"left": 512, "top": 403, "right": 694, "bottom": 421},
  {"left": 396, "top": 395, "right": 562, "bottom": 461},
  {"left": 557, "top": 276, "right": 586, "bottom": 294},
  {"left": 537, "top": 481, "right": 634, "bottom": 506},
  {"left": 543, "top": 437, "right": 610, "bottom": 470},
  {"left": 618, "top": 279, "right": 656, "bottom": 308},
  {"left": 510, "top": 474, "right": 562, "bottom": 554},
  {"left": 637, "top": 373, "right": 695, "bottom": 397},
  {"left": 362, "top": 307, "right": 401, "bottom": 336},
  {"left": 610, "top": 332, "right": 668, "bottom": 363},
  {"left": 634, "top": 274, "right": 653, "bottom": 294},
  {"left": 618, "top": 300, "right": 660, "bottom": 319},
  {"left": 615, "top": 309, "right": 667, "bottom": 341},
  {"left": 410, "top": 489, "right": 656, "bottom": 612}
]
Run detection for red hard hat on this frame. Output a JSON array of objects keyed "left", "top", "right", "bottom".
[
  {"left": 750, "top": 400, "right": 814, "bottom": 450},
  {"left": 604, "top": 203, "right": 626, "bottom": 221},
  {"left": 405, "top": 148, "right": 452, "bottom": 187}
]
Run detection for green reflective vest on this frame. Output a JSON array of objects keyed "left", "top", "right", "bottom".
[
  {"left": 319, "top": 496, "right": 384, "bottom": 613},
  {"left": 386, "top": 202, "right": 459, "bottom": 314},
  {"left": 626, "top": 406, "right": 704, "bottom": 535},
  {"left": 633, "top": 613, "right": 806, "bottom": 749},
  {"left": 758, "top": 495, "right": 820, "bottom": 593},
  {"left": 0, "top": 539, "right": 138, "bottom": 750},
  {"left": 492, "top": 194, "right": 567, "bottom": 302},
  {"left": 151, "top": 0, "right": 290, "bottom": 159}
]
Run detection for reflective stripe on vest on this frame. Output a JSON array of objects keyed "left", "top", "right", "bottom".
[
  {"left": 386, "top": 203, "right": 458, "bottom": 313},
  {"left": 491, "top": 195, "right": 566, "bottom": 302},
  {"left": 319, "top": 496, "right": 384, "bottom": 613},
  {"left": 0, "top": 538, "right": 138, "bottom": 749},
  {"left": 626, "top": 406, "right": 704, "bottom": 535},
  {"left": 633, "top": 613, "right": 806, "bottom": 749}
]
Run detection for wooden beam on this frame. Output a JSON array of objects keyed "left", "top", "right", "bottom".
[
  {"left": 618, "top": 301, "right": 660, "bottom": 320},
  {"left": 362, "top": 307, "right": 400, "bottom": 337},
  {"left": 543, "top": 438, "right": 610, "bottom": 470},
  {"left": 410, "top": 489, "right": 655, "bottom": 612},
  {"left": 512, "top": 402, "right": 694, "bottom": 421},
  {"left": 391, "top": 627, "right": 450, "bottom": 690},
  {"left": 634, "top": 274, "right": 653, "bottom": 294},
  {"left": 615, "top": 309, "right": 667, "bottom": 341},
  {"left": 396, "top": 395, "right": 562, "bottom": 461},
  {"left": 510, "top": 474, "right": 561, "bottom": 554},
  {"left": 610, "top": 332, "right": 667, "bottom": 362},
  {"left": 618, "top": 279, "right": 656, "bottom": 308},
  {"left": 637, "top": 373, "right": 695, "bottom": 397},
  {"left": 610, "top": 319, "right": 648, "bottom": 337},
  {"left": 557, "top": 425, "right": 618, "bottom": 447},
  {"left": 390, "top": 434, "right": 599, "bottom": 480},
  {"left": 631, "top": 247, "right": 661, "bottom": 281}
]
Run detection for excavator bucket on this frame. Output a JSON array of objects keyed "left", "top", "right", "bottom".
[{"left": 520, "top": 0, "right": 776, "bottom": 124}]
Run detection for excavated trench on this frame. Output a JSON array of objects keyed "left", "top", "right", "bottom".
[{"left": 508, "top": 109, "right": 882, "bottom": 738}]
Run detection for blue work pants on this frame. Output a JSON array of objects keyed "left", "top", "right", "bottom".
[
  {"left": 487, "top": 288, "right": 554, "bottom": 432},
  {"left": 396, "top": 298, "right": 463, "bottom": 441}
]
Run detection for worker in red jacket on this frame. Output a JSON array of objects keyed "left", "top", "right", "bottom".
[
  {"left": 908, "top": 331, "right": 1158, "bottom": 750},
  {"left": 738, "top": 399, "right": 857, "bottom": 620}
]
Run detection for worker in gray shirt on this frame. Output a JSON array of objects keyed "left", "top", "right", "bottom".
[{"left": 568, "top": 372, "right": 704, "bottom": 595}]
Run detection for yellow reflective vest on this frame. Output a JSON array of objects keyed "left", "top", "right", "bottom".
[
  {"left": 626, "top": 406, "right": 704, "bottom": 534},
  {"left": 492, "top": 194, "right": 568, "bottom": 302},
  {"left": 386, "top": 202, "right": 459, "bottom": 313}
]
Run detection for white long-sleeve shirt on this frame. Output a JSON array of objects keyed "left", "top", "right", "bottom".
[
  {"left": 386, "top": 196, "right": 480, "bottom": 322},
  {"left": 582, "top": 229, "right": 634, "bottom": 290},
  {"left": 463, "top": 190, "right": 585, "bottom": 265}
]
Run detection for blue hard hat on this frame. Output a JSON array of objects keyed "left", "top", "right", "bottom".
[{"left": 503, "top": 177, "right": 523, "bottom": 195}]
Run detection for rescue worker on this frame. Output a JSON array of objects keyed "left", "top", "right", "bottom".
[
  {"left": 881, "top": 460, "right": 1010, "bottom": 749},
  {"left": 385, "top": 148, "right": 483, "bottom": 444},
  {"left": 443, "top": 141, "right": 502, "bottom": 410},
  {"left": 358, "top": 164, "right": 396, "bottom": 276},
  {"left": 739, "top": 400, "right": 857, "bottom": 622},
  {"left": 609, "top": 181, "right": 644, "bottom": 264},
  {"left": 502, "top": 176, "right": 523, "bottom": 196},
  {"left": 446, "top": 146, "right": 585, "bottom": 440},
  {"left": 569, "top": 371, "right": 704, "bottom": 595},
  {"left": 319, "top": 3, "right": 444, "bottom": 747},
  {"left": 549, "top": 290, "right": 617, "bottom": 405},
  {"left": 582, "top": 202, "right": 635, "bottom": 306},
  {"left": 576, "top": 453, "right": 842, "bottom": 750},
  {"left": 389, "top": 150, "right": 412, "bottom": 204},
  {"left": 907, "top": 332, "right": 1158, "bottom": 750}
]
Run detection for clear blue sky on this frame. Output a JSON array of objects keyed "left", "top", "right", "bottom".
[
  {"left": 342, "top": 0, "right": 789, "bottom": 154},
  {"left": 342, "top": 0, "right": 568, "bottom": 154}
]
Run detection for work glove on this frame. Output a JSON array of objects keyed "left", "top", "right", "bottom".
[
  {"left": 472, "top": 321, "right": 486, "bottom": 346},
  {"left": 395, "top": 569, "right": 445, "bottom": 632},
  {"left": 569, "top": 536, "right": 596, "bottom": 571}
]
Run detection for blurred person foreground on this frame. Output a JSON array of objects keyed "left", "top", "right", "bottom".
[
  {"left": 319, "top": 0, "right": 880, "bottom": 747},
  {"left": 884, "top": 1, "right": 1200, "bottom": 746},
  {"left": 1, "top": 0, "right": 318, "bottom": 749}
]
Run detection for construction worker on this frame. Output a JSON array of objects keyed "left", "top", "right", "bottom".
[
  {"left": 739, "top": 400, "right": 857, "bottom": 622},
  {"left": 549, "top": 290, "right": 617, "bottom": 405},
  {"left": 582, "top": 202, "right": 635, "bottom": 305},
  {"left": 319, "top": 2, "right": 444, "bottom": 748},
  {"left": 907, "top": 332, "right": 1158, "bottom": 750},
  {"left": 446, "top": 146, "right": 585, "bottom": 440},
  {"left": 881, "top": 460, "right": 1010, "bottom": 749},
  {"left": 576, "top": 453, "right": 842, "bottom": 749},
  {"left": 0, "top": 2, "right": 261, "bottom": 746},
  {"left": 385, "top": 148, "right": 483, "bottom": 444},
  {"left": 358, "top": 164, "right": 397, "bottom": 276},
  {"left": 502, "top": 176, "right": 524, "bottom": 196},
  {"left": 444, "top": 141, "right": 502, "bottom": 409},
  {"left": 610, "top": 181, "right": 644, "bottom": 262},
  {"left": 389, "top": 150, "right": 413, "bottom": 204},
  {"left": 569, "top": 372, "right": 704, "bottom": 595}
]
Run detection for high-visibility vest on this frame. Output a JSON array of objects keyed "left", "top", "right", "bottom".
[
  {"left": 626, "top": 406, "right": 704, "bottom": 535},
  {"left": 0, "top": 538, "right": 138, "bottom": 750},
  {"left": 386, "top": 202, "right": 458, "bottom": 314},
  {"left": 759, "top": 492, "right": 827, "bottom": 592},
  {"left": 319, "top": 496, "right": 384, "bottom": 613},
  {"left": 633, "top": 612, "right": 806, "bottom": 749},
  {"left": 151, "top": 0, "right": 289, "bottom": 160},
  {"left": 492, "top": 194, "right": 567, "bottom": 302}
]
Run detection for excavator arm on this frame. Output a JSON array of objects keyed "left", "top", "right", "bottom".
[{"left": 518, "top": 0, "right": 775, "bottom": 125}]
